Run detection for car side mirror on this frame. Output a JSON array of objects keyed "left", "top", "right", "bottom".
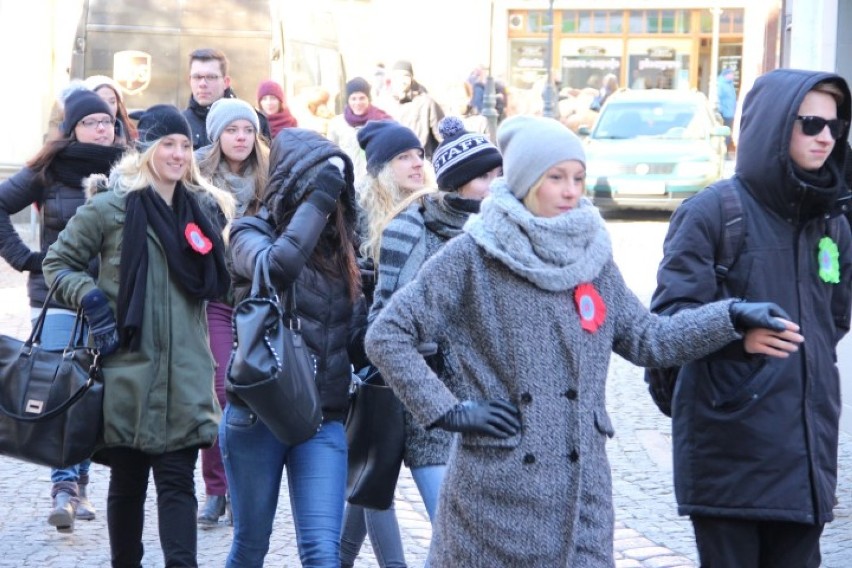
[
  {"left": 577, "top": 125, "right": 591, "bottom": 136},
  {"left": 711, "top": 125, "right": 731, "bottom": 137}
]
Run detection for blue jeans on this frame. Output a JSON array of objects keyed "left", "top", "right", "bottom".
[
  {"left": 35, "top": 313, "right": 92, "bottom": 485},
  {"left": 220, "top": 403, "right": 347, "bottom": 568},
  {"left": 340, "top": 503, "right": 406, "bottom": 568},
  {"left": 411, "top": 465, "right": 445, "bottom": 523}
]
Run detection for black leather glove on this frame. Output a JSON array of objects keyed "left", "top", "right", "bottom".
[
  {"left": 81, "top": 288, "right": 120, "bottom": 356},
  {"left": 433, "top": 399, "right": 521, "bottom": 438},
  {"left": 729, "top": 301, "right": 790, "bottom": 333}
]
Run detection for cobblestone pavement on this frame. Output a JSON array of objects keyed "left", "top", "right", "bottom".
[{"left": 0, "top": 220, "right": 850, "bottom": 566}]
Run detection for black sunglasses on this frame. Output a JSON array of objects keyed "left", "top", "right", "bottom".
[{"left": 796, "top": 115, "right": 848, "bottom": 140}]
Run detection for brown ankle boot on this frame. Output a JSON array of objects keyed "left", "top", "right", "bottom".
[
  {"left": 47, "top": 490, "right": 75, "bottom": 533},
  {"left": 75, "top": 474, "right": 96, "bottom": 521}
]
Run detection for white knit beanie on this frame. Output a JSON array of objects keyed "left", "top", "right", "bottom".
[
  {"left": 496, "top": 116, "right": 586, "bottom": 199},
  {"left": 206, "top": 98, "right": 260, "bottom": 143}
]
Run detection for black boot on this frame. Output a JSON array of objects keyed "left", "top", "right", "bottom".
[
  {"left": 47, "top": 490, "right": 76, "bottom": 533},
  {"left": 197, "top": 494, "right": 227, "bottom": 528}
]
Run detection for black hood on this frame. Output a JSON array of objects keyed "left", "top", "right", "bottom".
[
  {"left": 262, "top": 127, "right": 357, "bottom": 229},
  {"left": 736, "top": 69, "right": 851, "bottom": 221}
]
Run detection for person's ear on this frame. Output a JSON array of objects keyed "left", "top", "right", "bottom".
[{"left": 223, "top": 75, "right": 232, "bottom": 89}]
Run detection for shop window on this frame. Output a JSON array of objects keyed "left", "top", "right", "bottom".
[
  {"left": 527, "top": 10, "right": 552, "bottom": 33},
  {"left": 628, "top": 10, "right": 691, "bottom": 34},
  {"left": 700, "top": 8, "right": 744, "bottom": 33},
  {"left": 563, "top": 10, "right": 623, "bottom": 34}
]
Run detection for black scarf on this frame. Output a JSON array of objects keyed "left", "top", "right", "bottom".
[
  {"left": 117, "top": 183, "right": 229, "bottom": 350},
  {"left": 187, "top": 87, "right": 238, "bottom": 120},
  {"left": 792, "top": 162, "right": 840, "bottom": 221},
  {"left": 48, "top": 143, "right": 124, "bottom": 188}
]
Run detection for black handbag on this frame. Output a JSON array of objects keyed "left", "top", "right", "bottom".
[
  {"left": 0, "top": 275, "right": 104, "bottom": 468},
  {"left": 226, "top": 250, "right": 322, "bottom": 446},
  {"left": 345, "top": 365, "right": 405, "bottom": 510}
]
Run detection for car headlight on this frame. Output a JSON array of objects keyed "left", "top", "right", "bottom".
[
  {"left": 675, "top": 160, "right": 716, "bottom": 178},
  {"left": 585, "top": 160, "right": 621, "bottom": 178}
]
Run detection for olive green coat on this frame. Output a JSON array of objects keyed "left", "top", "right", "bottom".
[{"left": 42, "top": 182, "right": 220, "bottom": 456}]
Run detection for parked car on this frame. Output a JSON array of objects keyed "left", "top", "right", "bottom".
[{"left": 580, "top": 89, "right": 730, "bottom": 211}]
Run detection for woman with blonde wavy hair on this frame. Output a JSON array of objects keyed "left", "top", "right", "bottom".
[
  {"left": 194, "top": 98, "right": 269, "bottom": 528},
  {"left": 341, "top": 119, "right": 437, "bottom": 568},
  {"left": 43, "top": 104, "right": 233, "bottom": 568}
]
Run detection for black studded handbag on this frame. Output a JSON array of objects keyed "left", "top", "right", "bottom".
[
  {"left": 226, "top": 249, "right": 322, "bottom": 446},
  {"left": 0, "top": 274, "right": 104, "bottom": 468}
]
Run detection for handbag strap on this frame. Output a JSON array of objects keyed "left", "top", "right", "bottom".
[{"left": 27, "top": 271, "right": 86, "bottom": 354}]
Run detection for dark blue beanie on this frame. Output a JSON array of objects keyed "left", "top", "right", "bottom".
[
  {"left": 61, "top": 90, "right": 112, "bottom": 136},
  {"left": 136, "top": 104, "right": 192, "bottom": 149},
  {"left": 357, "top": 120, "right": 422, "bottom": 176}
]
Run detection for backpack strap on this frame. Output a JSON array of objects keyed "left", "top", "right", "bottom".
[{"left": 714, "top": 177, "right": 746, "bottom": 284}]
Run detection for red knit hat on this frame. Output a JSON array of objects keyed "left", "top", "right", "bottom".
[{"left": 256, "top": 80, "right": 285, "bottom": 105}]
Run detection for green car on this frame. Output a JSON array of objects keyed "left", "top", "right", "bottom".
[{"left": 581, "top": 89, "right": 731, "bottom": 211}]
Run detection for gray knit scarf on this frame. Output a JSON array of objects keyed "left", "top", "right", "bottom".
[
  {"left": 464, "top": 178, "right": 612, "bottom": 291},
  {"left": 215, "top": 161, "right": 257, "bottom": 218}
]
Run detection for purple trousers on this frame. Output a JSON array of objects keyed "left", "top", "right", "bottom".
[{"left": 202, "top": 301, "right": 232, "bottom": 496}]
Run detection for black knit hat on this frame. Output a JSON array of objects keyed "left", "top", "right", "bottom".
[
  {"left": 62, "top": 90, "right": 113, "bottom": 136},
  {"left": 433, "top": 117, "right": 502, "bottom": 191},
  {"left": 357, "top": 120, "right": 422, "bottom": 176},
  {"left": 346, "top": 77, "right": 371, "bottom": 99},
  {"left": 136, "top": 104, "right": 192, "bottom": 149}
]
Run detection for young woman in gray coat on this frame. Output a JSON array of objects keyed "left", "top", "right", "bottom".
[{"left": 365, "top": 116, "right": 804, "bottom": 567}]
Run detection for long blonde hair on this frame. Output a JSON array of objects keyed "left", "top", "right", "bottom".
[
  {"left": 357, "top": 161, "right": 438, "bottom": 260},
  {"left": 111, "top": 139, "right": 235, "bottom": 220},
  {"left": 196, "top": 135, "right": 270, "bottom": 216}
]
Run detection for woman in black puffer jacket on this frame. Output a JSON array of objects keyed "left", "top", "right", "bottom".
[
  {"left": 224, "top": 128, "right": 367, "bottom": 568},
  {"left": 0, "top": 89, "right": 125, "bottom": 532}
]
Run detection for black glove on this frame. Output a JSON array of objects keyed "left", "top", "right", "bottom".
[
  {"left": 729, "top": 301, "right": 790, "bottom": 333},
  {"left": 309, "top": 163, "right": 347, "bottom": 203},
  {"left": 434, "top": 399, "right": 521, "bottom": 438},
  {"left": 81, "top": 288, "right": 120, "bottom": 356}
]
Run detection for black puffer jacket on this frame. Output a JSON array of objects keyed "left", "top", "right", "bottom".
[
  {"left": 652, "top": 69, "right": 852, "bottom": 525},
  {"left": 0, "top": 142, "right": 123, "bottom": 307},
  {"left": 228, "top": 129, "right": 366, "bottom": 422}
]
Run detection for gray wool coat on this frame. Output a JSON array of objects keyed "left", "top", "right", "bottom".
[{"left": 365, "top": 185, "right": 741, "bottom": 567}]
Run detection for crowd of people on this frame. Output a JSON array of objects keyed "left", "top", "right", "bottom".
[{"left": 0, "top": 44, "right": 850, "bottom": 568}]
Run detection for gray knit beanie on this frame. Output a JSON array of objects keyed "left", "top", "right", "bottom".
[
  {"left": 206, "top": 98, "right": 260, "bottom": 143},
  {"left": 496, "top": 116, "right": 586, "bottom": 199}
]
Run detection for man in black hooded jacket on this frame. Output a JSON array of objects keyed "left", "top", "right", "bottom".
[{"left": 651, "top": 69, "right": 852, "bottom": 566}]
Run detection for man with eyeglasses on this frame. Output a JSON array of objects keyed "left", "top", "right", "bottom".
[
  {"left": 183, "top": 48, "right": 271, "bottom": 149},
  {"left": 650, "top": 69, "right": 852, "bottom": 567}
]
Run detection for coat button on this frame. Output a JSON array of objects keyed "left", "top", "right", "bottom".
[
  {"left": 520, "top": 392, "right": 532, "bottom": 403},
  {"left": 569, "top": 449, "right": 579, "bottom": 462},
  {"left": 564, "top": 389, "right": 578, "bottom": 400},
  {"left": 523, "top": 453, "right": 536, "bottom": 464}
]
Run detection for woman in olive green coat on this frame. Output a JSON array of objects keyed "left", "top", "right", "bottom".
[{"left": 43, "top": 105, "right": 234, "bottom": 568}]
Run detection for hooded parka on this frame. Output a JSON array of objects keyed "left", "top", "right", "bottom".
[
  {"left": 652, "top": 69, "right": 852, "bottom": 525},
  {"left": 42, "top": 176, "right": 222, "bottom": 456}
]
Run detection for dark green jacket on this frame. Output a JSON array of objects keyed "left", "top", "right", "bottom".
[{"left": 43, "top": 177, "right": 220, "bottom": 455}]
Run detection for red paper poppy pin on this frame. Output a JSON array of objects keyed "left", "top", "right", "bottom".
[
  {"left": 574, "top": 283, "right": 606, "bottom": 333},
  {"left": 185, "top": 222, "right": 213, "bottom": 255}
]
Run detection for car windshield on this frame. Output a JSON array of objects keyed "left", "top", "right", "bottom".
[{"left": 593, "top": 102, "right": 705, "bottom": 140}]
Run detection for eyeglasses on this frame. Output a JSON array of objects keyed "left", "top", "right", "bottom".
[
  {"left": 796, "top": 115, "right": 847, "bottom": 140},
  {"left": 77, "top": 118, "right": 115, "bottom": 129},
  {"left": 190, "top": 74, "right": 222, "bottom": 83}
]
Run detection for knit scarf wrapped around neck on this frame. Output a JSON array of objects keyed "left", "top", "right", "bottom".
[
  {"left": 344, "top": 104, "right": 392, "bottom": 128},
  {"left": 464, "top": 178, "right": 612, "bottom": 291}
]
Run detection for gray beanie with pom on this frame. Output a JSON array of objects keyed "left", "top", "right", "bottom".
[
  {"left": 497, "top": 116, "right": 585, "bottom": 199},
  {"left": 206, "top": 98, "right": 260, "bottom": 144}
]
